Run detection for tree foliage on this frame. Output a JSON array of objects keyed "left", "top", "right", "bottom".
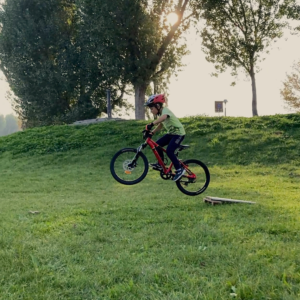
[
  {"left": 281, "top": 61, "right": 300, "bottom": 111},
  {"left": 0, "top": 0, "right": 201, "bottom": 124},
  {"left": 285, "top": 1, "right": 300, "bottom": 31},
  {"left": 0, "top": 0, "right": 129, "bottom": 128},
  {"left": 198, "top": 0, "right": 295, "bottom": 116},
  {"left": 81, "top": 0, "right": 199, "bottom": 119}
]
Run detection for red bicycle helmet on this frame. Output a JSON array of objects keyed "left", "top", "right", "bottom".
[{"left": 144, "top": 94, "right": 166, "bottom": 107}]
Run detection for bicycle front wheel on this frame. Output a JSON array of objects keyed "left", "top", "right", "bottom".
[
  {"left": 110, "top": 148, "right": 148, "bottom": 185},
  {"left": 176, "top": 159, "right": 210, "bottom": 196}
]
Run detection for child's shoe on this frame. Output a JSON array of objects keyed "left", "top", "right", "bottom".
[{"left": 173, "top": 167, "right": 186, "bottom": 181}]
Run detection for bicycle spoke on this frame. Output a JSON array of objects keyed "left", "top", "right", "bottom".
[{"left": 110, "top": 148, "right": 148, "bottom": 185}]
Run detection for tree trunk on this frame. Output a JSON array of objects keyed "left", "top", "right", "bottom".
[
  {"left": 132, "top": 1, "right": 190, "bottom": 119},
  {"left": 134, "top": 84, "right": 147, "bottom": 120},
  {"left": 250, "top": 69, "right": 258, "bottom": 116}
]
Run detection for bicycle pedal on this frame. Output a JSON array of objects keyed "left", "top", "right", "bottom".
[{"left": 152, "top": 167, "right": 162, "bottom": 171}]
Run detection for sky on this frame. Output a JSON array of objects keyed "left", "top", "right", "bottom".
[
  {"left": 0, "top": 73, "right": 13, "bottom": 116},
  {"left": 167, "top": 26, "right": 299, "bottom": 118},
  {"left": 0, "top": 23, "right": 299, "bottom": 119}
]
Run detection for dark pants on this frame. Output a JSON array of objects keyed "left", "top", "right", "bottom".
[{"left": 155, "top": 134, "right": 185, "bottom": 170}]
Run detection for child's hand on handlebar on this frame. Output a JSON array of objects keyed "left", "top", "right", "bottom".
[{"left": 146, "top": 123, "right": 154, "bottom": 131}]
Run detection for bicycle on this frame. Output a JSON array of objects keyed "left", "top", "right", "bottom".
[{"left": 110, "top": 130, "right": 210, "bottom": 196}]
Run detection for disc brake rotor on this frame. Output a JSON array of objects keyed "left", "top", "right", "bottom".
[{"left": 123, "top": 160, "right": 134, "bottom": 171}]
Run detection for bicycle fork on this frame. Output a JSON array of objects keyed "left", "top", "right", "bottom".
[{"left": 128, "top": 142, "right": 148, "bottom": 169}]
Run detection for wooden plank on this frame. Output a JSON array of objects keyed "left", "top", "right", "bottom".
[
  {"left": 204, "top": 196, "right": 256, "bottom": 204},
  {"left": 203, "top": 197, "right": 223, "bottom": 206},
  {"left": 204, "top": 197, "right": 224, "bottom": 205}
]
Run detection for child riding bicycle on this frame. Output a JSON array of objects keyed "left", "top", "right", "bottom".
[{"left": 144, "top": 94, "right": 186, "bottom": 182}]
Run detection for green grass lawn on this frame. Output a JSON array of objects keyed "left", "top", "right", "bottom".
[{"left": 0, "top": 115, "right": 300, "bottom": 299}]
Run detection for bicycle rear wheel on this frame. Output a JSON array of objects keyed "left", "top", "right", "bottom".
[
  {"left": 176, "top": 159, "right": 210, "bottom": 196},
  {"left": 110, "top": 148, "right": 148, "bottom": 185}
]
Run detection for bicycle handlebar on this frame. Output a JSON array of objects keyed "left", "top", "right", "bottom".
[{"left": 142, "top": 130, "right": 153, "bottom": 140}]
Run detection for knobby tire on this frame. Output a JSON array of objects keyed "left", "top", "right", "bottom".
[
  {"left": 176, "top": 159, "right": 210, "bottom": 196},
  {"left": 110, "top": 148, "right": 149, "bottom": 185}
]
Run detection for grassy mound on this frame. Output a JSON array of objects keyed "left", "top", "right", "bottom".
[
  {"left": 0, "top": 114, "right": 299, "bottom": 299},
  {"left": 1, "top": 113, "right": 300, "bottom": 165}
]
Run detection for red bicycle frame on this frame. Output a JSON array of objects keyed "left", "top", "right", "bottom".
[{"left": 145, "top": 136, "right": 196, "bottom": 180}]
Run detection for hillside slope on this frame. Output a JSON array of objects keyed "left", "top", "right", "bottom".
[
  {"left": 1, "top": 113, "right": 300, "bottom": 166},
  {"left": 0, "top": 114, "right": 300, "bottom": 299}
]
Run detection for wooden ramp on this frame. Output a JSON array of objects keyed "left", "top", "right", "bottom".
[{"left": 204, "top": 196, "right": 256, "bottom": 205}]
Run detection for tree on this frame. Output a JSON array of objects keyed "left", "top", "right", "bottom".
[
  {"left": 82, "top": 0, "right": 199, "bottom": 119},
  {"left": 0, "top": 0, "right": 200, "bottom": 123},
  {"left": 285, "top": 1, "right": 300, "bottom": 31},
  {"left": 0, "top": 0, "right": 128, "bottom": 127},
  {"left": 280, "top": 61, "right": 300, "bottom": 111},
  {"left": 199, "top": 0, "right": 295, "bottom": 116},
  {"left": 0, "top": 0, "right": 75, "bottom": 126}
]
